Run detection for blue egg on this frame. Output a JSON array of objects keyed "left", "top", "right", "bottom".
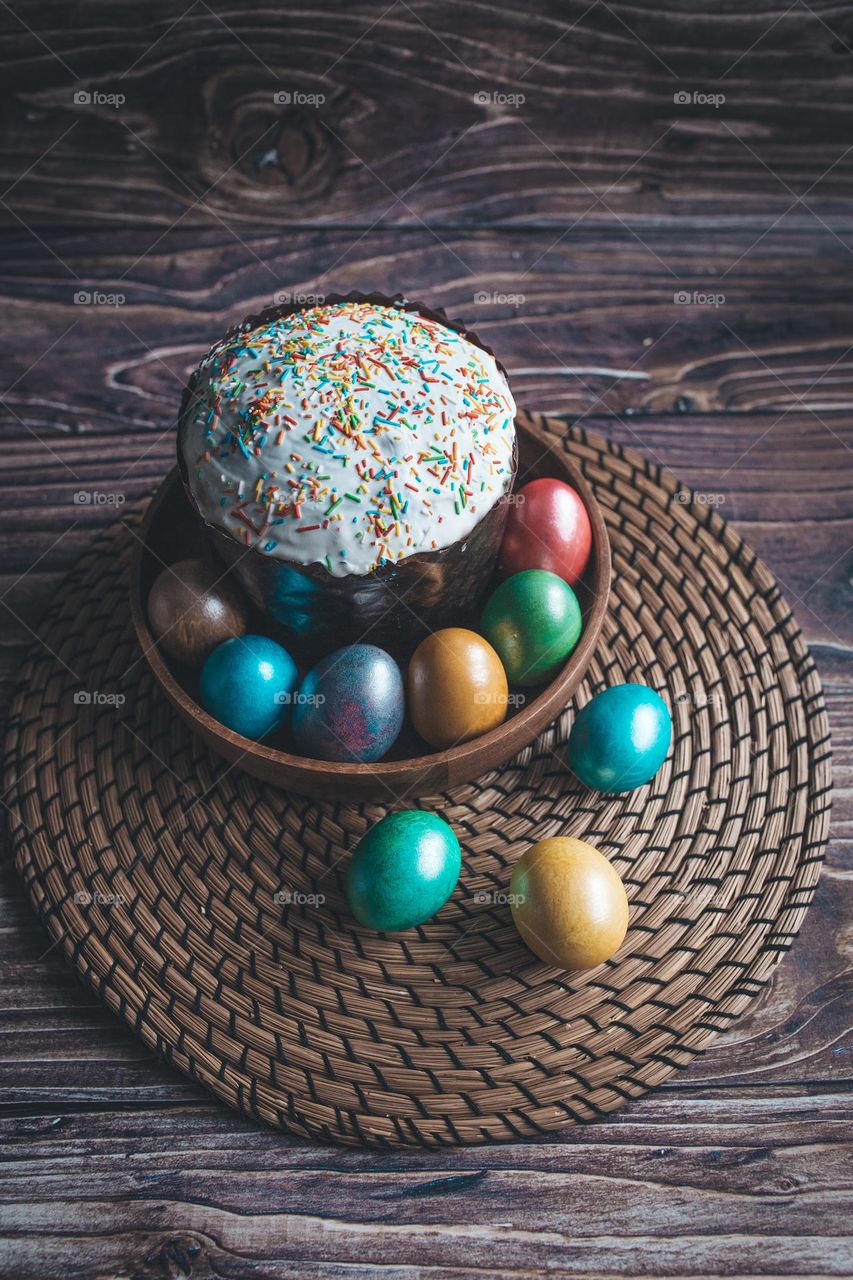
[
  {"left": 292, "top": 644, "right": 404, "bottom": 763},
  {"left": 567, "top": 683, "right": 672, "bottom": 792},
  {"left": 200, "top": 634, "right": 298, "bottom": 740}
]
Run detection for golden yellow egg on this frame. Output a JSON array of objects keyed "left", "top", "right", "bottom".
[
  {"left": 510, "top": 836, "right": 629, "bottom": 970},
  {"left": 408, "top": 628, "right": 509, "bottom": 749}
]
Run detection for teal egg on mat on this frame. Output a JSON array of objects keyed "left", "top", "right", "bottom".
[
  {"left": 199, "top": 634, "right": 298, "bottom": 740},
  {"left": 567, "top": 683, "right": 672, "bottom": 792},
  {"left": 482, "top": 568, "right": 582, "bottom": 686},
  {"left": 346, "top": 810, "right": 462, "bottom": 932}
]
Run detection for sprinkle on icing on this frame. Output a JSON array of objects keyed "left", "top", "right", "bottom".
[{"left": 180, "top": 301, "right": 516, "bottom": 577}]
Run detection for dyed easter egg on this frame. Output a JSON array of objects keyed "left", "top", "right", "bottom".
[
  {"left": 292, "top": 644, "right": 404, "bottom": 763},
  {"left": 499, "top": 478, "right": 592, "bottom": 588},
  {"left": 148, "top": 558, "right": 247, "bottom": 665},
  {"left": 510, "top": 836, "right": 629, "bottom": 970},
  {"left": 567, "top": 683, "right": 672, "bottom": 792},
  {"left": 408, "top": 628, "right": 509, "bottom": 748},
  {"left": 481, "top": 569, "right": 582, "bottom": 686},
  {"left": 199, "top": 634, "right": 298, "bottom": 740},
  {"left": 347, "top": 810, "right": 461, "bottom": 931}
]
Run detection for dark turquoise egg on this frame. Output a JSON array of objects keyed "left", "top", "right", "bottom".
[
  {"left": 346, "top": 810, "right": 461, "bottom": 932},
  {"left": 567, "top": 682, "right": 672, "bottom": 792},
  {"left": 199, "top": 634, "right": 298, "bottom": 740},
  {"left": 292, "top": 644, "right": 404, "bottom": 763}
]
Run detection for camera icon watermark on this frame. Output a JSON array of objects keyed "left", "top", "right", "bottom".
[
  {"left": 273, "top": 290, "right": 326, "bottom": 307},
  {"left": 474, "top": 289, "right": 525, "bottom": 307},
  {"left": 73, "top": 89, "right": 125, "bottom": 109},
  {"left": 273, "top": 90, "right": 325, "bottom": 107},
  {"left": 674, "top": 690, "right": 726, "bottom": 708},
  {"left": 673, "top": 489, "right": 725, "bottom": 507},
  {"left": 673, "top": 90, "right": 725, "bottom": 108},
  {"left": 472, "top": 889, "right": 526, "bottom": 906},
  {"left": 474, "top": 89, "right": 525, "bottom": 108},
  {"left": 73, "top": 290, "right": 125, "bottom": 307},
  {"left": 674, "top": 290, "right": 725, "bottom": 308},
  {"left": 73, "top": 489, "right": 126, "bottom": 506},
  {"left": 73, "top": 689, "right": 126, "bottom": 707},
  {"left": 74, "top": 889, "right": 126, "bottom": 906},
  {"left": 274, "top": 889, "right": 326, "bottom": 906},
  {"left": 473, "top": 690, "right": 526, "bottom": 708}
]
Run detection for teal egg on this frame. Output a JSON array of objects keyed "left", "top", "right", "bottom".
[
  {"left": 482, "top": 569, "right": 582, "bottom": 686},
  {"left": 567, "top": 683, "right": 672, "bottom": 792},
  {"left": 199, "top": 634, "right": 298, "bottom": 740},
  {"left": 346, "top": 810, "right": 462, "bottom": 932}
]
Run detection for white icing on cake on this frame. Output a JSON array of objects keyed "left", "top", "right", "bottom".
[{"left": 180, "top": 301, "right": 516, "bottom": 578}]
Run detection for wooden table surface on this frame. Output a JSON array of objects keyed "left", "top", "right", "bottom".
[{"left": 1, "top": 3, "right": 851, "bottom": 1277}]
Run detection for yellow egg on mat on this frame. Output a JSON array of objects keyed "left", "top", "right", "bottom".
[{"left": 509, "top": 836, "right": 629, "bottom": 970}]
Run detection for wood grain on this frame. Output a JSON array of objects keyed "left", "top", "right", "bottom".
[
  {"left": 3, "top": 1, "right": 853, "bottom": 230},
  {"left": 1, "top": 0, "right": 852, "bottom": 1276}
]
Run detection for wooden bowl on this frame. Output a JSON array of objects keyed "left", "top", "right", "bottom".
[{"left": 129, "top": 412, "right": 611, "bottom": 800}]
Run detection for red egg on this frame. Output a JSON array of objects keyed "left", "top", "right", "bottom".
[{"left": 498, "top": 478, "right": 592, "bottom": 587}]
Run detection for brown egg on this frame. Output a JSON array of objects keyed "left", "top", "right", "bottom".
[
  {"left": 510, "top": 836, "right": 629, "bottom": 970},
  {"left": 147, "top": 558, "right": 247, "bottom": 666},
  {"left": 408, "top": 628, "right": 509, "bottom": 749}
]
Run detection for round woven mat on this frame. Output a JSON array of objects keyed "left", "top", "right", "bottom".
[{"left": 4, "top": 416, "right": 832, "bottom": 1148}]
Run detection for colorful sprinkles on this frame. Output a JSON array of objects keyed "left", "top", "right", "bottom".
[{"left": 182, "top": 301, "right": 516, "bottom": 576}]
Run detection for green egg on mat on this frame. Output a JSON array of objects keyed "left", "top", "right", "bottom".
[
  {"left": 346, "top": 810, "right": 461, "bottom": 932},
  {"left": 482, "top": 568, "right": 582, "bottom": 686}
]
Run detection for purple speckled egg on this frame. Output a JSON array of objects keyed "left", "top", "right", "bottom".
[{"left": 292, "top": 644, "right": 404, "bottom": 763}]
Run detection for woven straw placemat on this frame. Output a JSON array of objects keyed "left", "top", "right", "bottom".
[{"left": 4, "top": 416, "right": 832, "bottom": 1147}]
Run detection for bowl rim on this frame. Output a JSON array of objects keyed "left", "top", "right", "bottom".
[{"left": 128, "top": 411, "right": 611, "bottom": 787}]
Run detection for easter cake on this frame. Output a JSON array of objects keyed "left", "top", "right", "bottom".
[{"left": 177, "top": 294, "right": 517, "bottom": 649}]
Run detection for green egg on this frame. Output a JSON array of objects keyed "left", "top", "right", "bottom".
[
  {"left": 346, "top": 810, "right": 461, "bottom": 932},
  {"left": 482, "top": 569, "right": 582, "bottom": 686}
]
